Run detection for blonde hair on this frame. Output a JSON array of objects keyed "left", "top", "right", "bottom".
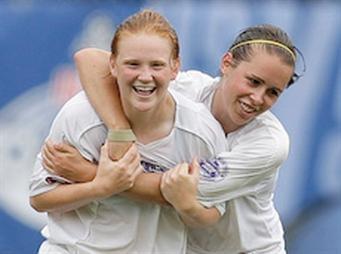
[{"left": 111, "top": 9, "right": 179, "bottom": 60}]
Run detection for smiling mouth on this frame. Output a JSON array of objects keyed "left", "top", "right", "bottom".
[
  {"left": 133, "top": 86, "right": 157, "bottom": 96},
  {"left": 240, "top": 101, "right": 260, "bottom": 114}
]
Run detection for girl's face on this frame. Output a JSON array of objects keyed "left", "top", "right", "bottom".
[
  {"left": 216, "top": 49, "right": 294, "bottom": 132},
  {"left": 110, "top": 33, "right": 179, "bottom": 113}
]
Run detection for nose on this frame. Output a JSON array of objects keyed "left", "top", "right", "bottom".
[
  {"left": 138, "top": 67, "right": 153, "bottom": 83},
  {"left": 250, "top": 88, "right": 265, "bottom": 106}
]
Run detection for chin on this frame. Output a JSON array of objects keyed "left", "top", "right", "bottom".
[
  {"left": 136, "top": 108, "right": 152, "bottom": 112},
  {"left": 133, "top": 103, "right": 155, "bottom": 112},
  {"left": 233, "top": 117, "right": 251, "bottom": 128}
]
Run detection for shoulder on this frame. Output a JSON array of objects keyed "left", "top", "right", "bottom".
[
  {"left": 174, "top": 70, "right": 215, "bottom": 85},
  {"left": 228, "top": 111, "right": 289, "bottom": 168},
  {"left": 54, "top": 91, "right": 102, "bottom": 131},
  {"left": 49, "top": 92, "right": 104, "bottom": 154},
  {"left": 254, "top": 111, "right": 289, "bottom": 149},
  {"left": 169, "top": 70, "right": 216, "bottom": 100},
  {"left": 171, "top": 90, "right": 226, "bottom": 153},
  {"left": 58, "top": 92, "right": 100, "bottom": 122}
]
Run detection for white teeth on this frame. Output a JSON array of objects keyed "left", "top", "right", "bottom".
[
  {"left": 133, "top": 85, "right": 156, "bottom": 95},
  {"left": 240, "top": 102, "right": 257, "bottom": 113},
  {"left": 134, "top": 86, "right": 155, "bottom": 92}
]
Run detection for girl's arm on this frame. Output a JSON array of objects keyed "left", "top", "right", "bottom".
[
  {"left": 30, "top": 179, "right": 103, "bottom": 213},
  {"left": 74, "top": 48, "right": 131, "bottom": 160},
  {"left": 42, "top": 140, "right": 167, "bottom": 205},
  {"left": 42, "top": 140, "right": 217, "bottom": 222},
  {"left": 121, "top": 173, "right": 166, "bottom": 204},
  {"left": 42, "top": 140, "right": 97, "bottom": 182},
  {"left": 31, "top": 144, "right": 143, "bottom": 213}
]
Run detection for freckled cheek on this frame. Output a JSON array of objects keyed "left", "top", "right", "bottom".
[
  {"left": 118, "top": 69, "right": 141, "bottom": 83},
  {"left": 122, "top": 68, "right": 138, "bottom": 76},
  {"left": 154, "top": 71, "right": 173, "bottom": 85}
]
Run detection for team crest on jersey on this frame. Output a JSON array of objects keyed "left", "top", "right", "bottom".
[
  {"left": 141, "top": 158, "right": 228, "bottom": 180},
  {"left": 141, "top": 160, "right": 168, "bottom": 173},
  {"left": 199, "top": 158, "right": 227, "bottom": 181}
]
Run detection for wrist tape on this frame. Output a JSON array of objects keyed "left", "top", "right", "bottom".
[{"left": 107, "top": 129, "right": 136, "bottom": 142}]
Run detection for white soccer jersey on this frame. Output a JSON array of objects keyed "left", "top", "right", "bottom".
[
  {"left": 172, "top": 71, "right": 289, "bottom": 254},
  {"left": 29, "top": 89, "right": 226, "bottom": 254}
]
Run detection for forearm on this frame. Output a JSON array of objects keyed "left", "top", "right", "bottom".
[
  {"left": 74, "top": 48, "right": 129, "bottom": 129},
  {"left": 176, "top": 202, "right": 221, "bottom": 228},
  {"left": 122, "top": 173, "right": 167, "bottom": 204},
  {"left": 76, "top": 161, "right": 97, "bottom": 182},
  {"left": 30, "top": 181, "right": 101, "bottom": 213}
]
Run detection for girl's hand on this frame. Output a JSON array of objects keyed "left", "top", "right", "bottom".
[
  {"left": 160, "top": 158, "right": 200, "bottom": 212},
  {"left": 42, "top": 140, "right": 96, "bottom": 182},
  {"left": 92, "top": 142, "right": 143, "bottom": 197}
]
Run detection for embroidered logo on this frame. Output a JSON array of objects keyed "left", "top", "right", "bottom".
[
  {"left": 141, "top": 160, "right": 168, "bottom": 173},
  {"left": 199, "top": 158, "right": 227, "bottom": 181}
]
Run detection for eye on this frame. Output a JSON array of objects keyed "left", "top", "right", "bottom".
[
  {"left": 151, "top": 61, "right": 166, "bottom": 69},
  {"left": 125, "top": 61, "right": 139, "bottom": 68},
  {"left": 269, "top": 88, "right": 280, "bottom": 97},
  {"left": 288, "top": 73, "right": 299, "bottom": 86},
  {"left": 247, "top": 77, "right": 261, "bottom": 86}
]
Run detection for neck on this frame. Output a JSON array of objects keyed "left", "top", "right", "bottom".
[
  {"left": 124, "top": 94, "right": 176, "bottom": 144},
  {"left": 211, "top": 83, "right": 240, "bottom": 134}
]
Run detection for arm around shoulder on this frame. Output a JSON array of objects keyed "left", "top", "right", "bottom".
[
  {"left": 74, "top": 48, "right": 111, "bottom": 77},
  {"left": 74, "top": 47, "right": 132, "bottom": 160},
  {"left": 73, "top": 47, "right": 130, "bottom": 129}
]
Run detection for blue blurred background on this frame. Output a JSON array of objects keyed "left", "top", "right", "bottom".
[{"left": 0, "top": 0, "right": 340, "bottom": 253}]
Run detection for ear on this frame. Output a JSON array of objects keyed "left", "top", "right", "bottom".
[
  {"left": 170, "top": 58, "right": 181, "bottom": 80},
  {"left": 109, "top": 55, "right": 117, "bottom": 77},
  {"left": 220, "top": 52, "right": 234, "bottom": 75}
]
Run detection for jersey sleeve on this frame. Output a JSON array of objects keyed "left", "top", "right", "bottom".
[
  {"left": 170, "top": 70, "right": 215, "bottom": 102},
  {"left": 197, "top": 122, "right": 289, "bottom": 206},
  {"left": 29, "top": 106, "right": 76, "bottom": 197},
  {"left": 29, "top": 93, "right": 104, "bottom": 197}
]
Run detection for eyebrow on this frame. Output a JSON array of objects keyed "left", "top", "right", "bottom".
[{"left": 250, "top": 74, "right": 266, "bottom": 84}]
